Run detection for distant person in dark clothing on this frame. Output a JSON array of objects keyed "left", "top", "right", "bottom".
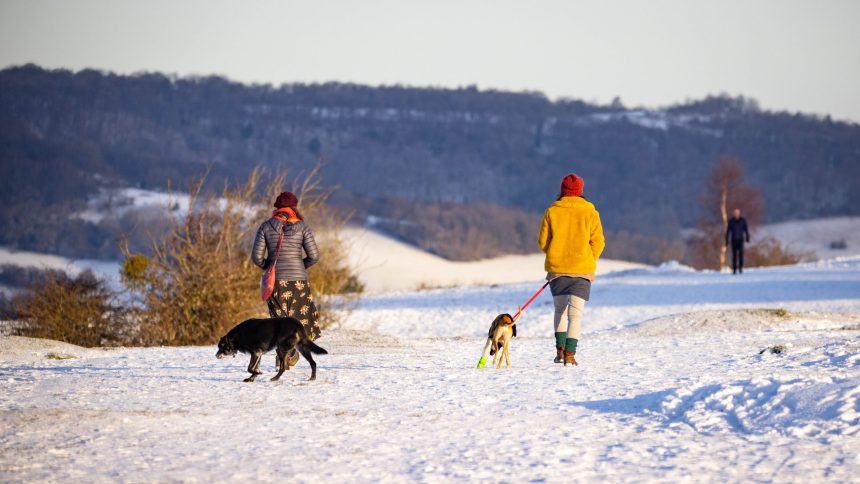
[{"left": 725, "top": 208, "right": 750, "bottom": 274}]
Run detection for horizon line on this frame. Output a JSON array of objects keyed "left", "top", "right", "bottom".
[{"left": 5, "top": 62, "right": 856, "bottom": 125}]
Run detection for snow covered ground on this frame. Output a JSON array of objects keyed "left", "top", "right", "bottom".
[
  {"left": 0, "top": 247, "right": 122, "bottom": 294},
  {"left": 341, "top": 226, "right": 644, "bottom": 293},
  {"left": 757, "top": 216, "right": 860, "bottom": 260},
  {"left": 2, "top": 258, "right": 859, "bottom": 482},
  {"left": 0, "top": 222, "right": 641, "bottom": 295}
]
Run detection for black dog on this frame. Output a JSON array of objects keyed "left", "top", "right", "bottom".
[{"left": 216, "top": 317, "right": 327, "bottom": 382}]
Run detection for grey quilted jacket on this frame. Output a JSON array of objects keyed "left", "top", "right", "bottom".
[{"left": 251, "top": 218, "right": 320, "bottom": 281}]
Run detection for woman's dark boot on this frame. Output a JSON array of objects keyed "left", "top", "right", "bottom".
[
  {"left": 564, "top": 351, "right": 578, "bottom": 366},
  {"left": 554, "top": 347, "right": 564, "bottom": 363}
]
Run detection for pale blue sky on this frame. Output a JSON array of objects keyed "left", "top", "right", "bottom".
[{"left": 1, "top": 0, "right": 858, "bottom": 121}]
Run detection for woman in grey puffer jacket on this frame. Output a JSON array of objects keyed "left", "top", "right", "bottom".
[{"left": 252, "top": 191, "right": 322, "bottom": 361}]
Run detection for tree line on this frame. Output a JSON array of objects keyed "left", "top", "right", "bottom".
[{"left": 1, "top": 64, "right": 858, "bottom": 264}]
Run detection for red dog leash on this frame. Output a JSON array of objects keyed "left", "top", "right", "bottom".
[
  {"left": 511, "top": 281, "right": 550, "bottom": 322},
  {"left": 477, "top": 280, "right": 551, "bottom": 368}
]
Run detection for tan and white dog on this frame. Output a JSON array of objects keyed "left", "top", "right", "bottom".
[{"left": 477, "top": 313, "right": 517, "bottom": 368}]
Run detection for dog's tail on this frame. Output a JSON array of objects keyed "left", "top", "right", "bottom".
[
  {"left": 302, "top": 340, "right": 328, "bottom": 355},
  {"left": 298, "top": 325, "right": 328, "bottom": 355}
]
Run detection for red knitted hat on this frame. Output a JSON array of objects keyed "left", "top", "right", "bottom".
[
  {"left": 560, "top": 174, "right": 584, "bottom": 197},
  {"left": 273, "top": 191, "right": 299, "bottom": 208}
]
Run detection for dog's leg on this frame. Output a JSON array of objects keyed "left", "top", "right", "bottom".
[
  {"left": 496, "top": 337, "right": 505, "bottom": 369},
  {"left": 504, "top": 338, "right": 511, "bottom": 368},
  {"left": 271, "top": 348, "right": 287, "bottom": 381},
  {"left": 493, "top": 335, "right": 502, "bottom": 365},
  {"left": 297, "top": 344, "right": 318, "bottom": 381},
  {"left": 244, "top": 353, "right": 263, "bottom": 382}
]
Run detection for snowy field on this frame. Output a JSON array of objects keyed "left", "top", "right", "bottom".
[
  {"left": 756, "top": 216, "right": 860, "bottom": 261},
  {"left": 2, "top": 258, "right": 860, "bottom": 482},
  {"left": 341, "top": 226, "right": 643, "bottom": 293}
]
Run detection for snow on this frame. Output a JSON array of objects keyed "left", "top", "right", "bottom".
[
  {"left": 576, "top": 110, "right": 719, "bottom": 134},
  {"left": 2, "top": 257, "right": 860, "bottom": 481},
  {"left": 74, "top": 187, "right": 191, "bottom": 224},
  {"left": 345, "top": 256, "right": 860, "bottom": 338},
  {"left": 305, "top": 106, "right": 501, "bottom": 125},
  {"left": 342, "top": 226, "right": 644, "bottom": 293},
  {"left": 0, "top": 225, "right": 639, "bottom": 296},
  {"left": 0, "top": 336, "right": 109, "bottom": 363},
  {"left": 756, "top": 216, "right": 860, "bottom": 260},
  {"left": 683, "top": 216, "right": 860, "bottom": 261},
  {"left": 0, "top": 247, "right": 121, "bottom": 291}
]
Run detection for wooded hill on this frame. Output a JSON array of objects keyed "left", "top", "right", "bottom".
[{"left": 2, "top": 64, "right": 858, "bottom": 262}]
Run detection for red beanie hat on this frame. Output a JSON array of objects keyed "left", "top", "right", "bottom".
[
  {"left": 273, "top": 191, "right": 299, "bottom": 208},
  {"left": 560, "top": 174, "right": 584, "bottom": 197}
]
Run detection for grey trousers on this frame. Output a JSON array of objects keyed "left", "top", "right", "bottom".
[{"left": 553, "top": 295, "right": 585, "bottom": 340}]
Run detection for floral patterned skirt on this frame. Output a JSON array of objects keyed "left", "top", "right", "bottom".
[{"left": 266, "top": 280, "right": 321, "bottom": 341}]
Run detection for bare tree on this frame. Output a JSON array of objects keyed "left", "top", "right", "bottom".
[{"left": 689, "top": 157, "right": 762, "bottom": 270}]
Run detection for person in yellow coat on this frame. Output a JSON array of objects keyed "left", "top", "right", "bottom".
[{"left": 538, "top": 173, "right": 605, "bottom": 366}]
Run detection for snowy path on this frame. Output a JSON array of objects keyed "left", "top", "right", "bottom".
[
  {"left": 345, "top": 257, "right": 860, "bottom": 338},
  {"left": 2, "top": 259, "right": 860, "bottom": 482}
]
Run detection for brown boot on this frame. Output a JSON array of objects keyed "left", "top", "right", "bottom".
[
  {"left": 286, "top": 348, "right": 300, "bottom": 369},
  {"left": 564, "top": 351, "right": 578, "bottom": 366},
  {"left": 554, "top": 347, "right": 564, "bottom": 363}
]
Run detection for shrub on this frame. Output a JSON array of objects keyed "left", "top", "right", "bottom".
[
  {"left": 686, "top": 233, "right": 809, "bottom": 270},
  {"left": 684, "top": 227, "right": 724, "bottom": 270},
  {"left": 745, "top": 237, "right": 811, "bottom": 267},
  {"left": 688, "top": 157, "right": 763, "bottom": 270},
  {"left": 10, "top": 269, "right": 128, "bottom": 347},
  {"left": 122, "top": 166, "right": 361, "bottom": 346},
  {"left": 829, "top": 239, "right": 847, "bottom": 250}
]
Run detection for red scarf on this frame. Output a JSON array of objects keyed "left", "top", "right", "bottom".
[{"left": 272, "top": 207, "right": 300, "bottom": 223}]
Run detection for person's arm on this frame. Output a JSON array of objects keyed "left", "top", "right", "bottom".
[
  {"left": 251, "top": 224, "right": 268, "bottom": 269},
  {"left": 590, "top": 210, "right": 606, "bottom": 261},
  {"left": 744, "top": 219, "right": 750, "bottom": 242},
  {"left": 537, "top": 211, "right": 551, "bottom": 253},
  {"left": 302, "top": 224, "right": 320, "bottom": 269}
]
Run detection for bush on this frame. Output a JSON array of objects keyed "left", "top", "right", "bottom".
[
  {"left": 10, "top": 269, "right": 128, "bottom": 347},
  {"left": 684, "top": 227, "right": 724, "bottom": 270},
  {"left": 829, "top": 239, "right": 847, "bottom": 250},
  {"left": 685, "top": 232, "right": 809, "bottom": 270},
  {"left": 745, "top": 237, "right": 811, "bottom": 267},
  {"left": 121, "top": 166, "right": 361, "bottom": 346}
]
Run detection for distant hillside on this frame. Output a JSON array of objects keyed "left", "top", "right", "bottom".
[{"left": 1, "top": 64, "right": 859, "bottom": 261}]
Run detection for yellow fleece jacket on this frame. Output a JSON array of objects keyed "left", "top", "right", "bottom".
[{"left": 538, "top": 196, "right": 605, "bottom": 275}]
